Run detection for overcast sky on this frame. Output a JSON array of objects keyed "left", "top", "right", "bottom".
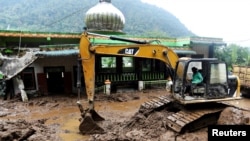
[{"left": 141, "top": 0, "right": 250, "bottom": 47}]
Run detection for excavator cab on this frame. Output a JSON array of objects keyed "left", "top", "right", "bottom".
[{"left": 172, "top": 58, "right": 241, "bottom": 104}]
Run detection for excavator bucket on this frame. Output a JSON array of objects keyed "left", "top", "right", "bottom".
[
  {"left": 79, "top": 111, "right": 105, "bottom": 134},
  {"left": 77, "top": 101, "right": 105, "bottom": 134}
]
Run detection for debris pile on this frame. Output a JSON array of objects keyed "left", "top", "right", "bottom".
[
  {"left": 0, "top": 50, "right": 38, "bottom": 80},
  {"left": 0, "top": 119, "right": 59, "bottom": 141}
]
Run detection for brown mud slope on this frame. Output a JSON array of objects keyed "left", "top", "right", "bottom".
[
  {"left": 0, "top": 119, "right": 58, "bottom": 141},
  {"left": 0, "top": 90, "right": 250, "bottom": 141},
  {"left": 0, "top": 97, "right": 63, "bottom": 141},
  {"left": 88, "top": 100, "right": 250, "bottom": 141}
]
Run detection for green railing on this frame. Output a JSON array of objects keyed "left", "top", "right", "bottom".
[
  {"left": 95, "top": 72, "right": 169, "bottom": 93},
  {"left": 96, "top": 72, "right": 165, "bottom": 84},
  {"left": 143, "top": 80, "right": 170, "bottom": 89},
  {"left": 96, "top": 73, "right": 138, "bottom": 84},
  {"left": 141, "top": 72, "right": 165, "bottom": 80}
]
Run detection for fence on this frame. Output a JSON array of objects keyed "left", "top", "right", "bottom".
[{"left": 96, "top": 72, "right": 165, "bottom": 84}]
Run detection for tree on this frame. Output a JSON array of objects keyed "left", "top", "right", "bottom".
[{"left": 214, "top": 44, "right": 250, "bottom": 71}]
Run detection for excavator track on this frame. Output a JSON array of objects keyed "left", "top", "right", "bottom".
[
  {"left": 165, "top": 108, "right": 224, "bottom": 133},
  {"left": 139, "top": 95, "right": 173, "bottom": 114},
  {"left": 138, "top": 94, "right": 229, "bottom": 133}
]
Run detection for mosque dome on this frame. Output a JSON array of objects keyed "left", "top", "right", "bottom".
[{"left": 85, "top": 0, "right": 125, "bottom": 34}]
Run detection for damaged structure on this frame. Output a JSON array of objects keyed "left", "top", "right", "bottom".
[
  {"left": 0, "top": 50, "right": 38, "bottom": 101},
  {"left": 0, "top": 30, "right": 226, "bottom": 100},
  {"left": 0, "top": 0, "right": 227, "bottom": 100}
]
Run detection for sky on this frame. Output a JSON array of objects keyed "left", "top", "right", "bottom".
[{"left": 141, "top": 0, "right": 250, "bottom": 47}]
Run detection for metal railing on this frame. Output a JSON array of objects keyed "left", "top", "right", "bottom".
[{"left": 96, "top": 72, "right": 165, "bottom": 84}]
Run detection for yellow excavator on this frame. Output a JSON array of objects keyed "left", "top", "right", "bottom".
[{"left": 77, "top": 31, "right": 242, "bottom": 134}]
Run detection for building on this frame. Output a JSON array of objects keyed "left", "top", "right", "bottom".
[{"left": 0, "top": 0, "right": 226, "bottom": 96}]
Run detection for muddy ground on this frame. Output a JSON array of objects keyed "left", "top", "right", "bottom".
[{"left": 0, "top": 89, "right": 250, "bottom": 141}]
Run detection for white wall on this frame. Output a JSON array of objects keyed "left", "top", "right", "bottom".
[{"left": 29, "top": 55, "right": 78, "bottom": 92}]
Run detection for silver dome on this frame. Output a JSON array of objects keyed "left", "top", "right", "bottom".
[{"left": 85, "top": 0, "right": 125, "bottom": 34}]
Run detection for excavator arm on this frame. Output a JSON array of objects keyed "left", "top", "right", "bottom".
[
  {"left": 77, "top": 32, "right": 243, "bottom": 135},
  {"left": 77, "top": 32, "right": 179, "bottom": 134}
]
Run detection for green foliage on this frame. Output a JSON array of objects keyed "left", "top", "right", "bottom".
[
  {"left": 0, "top": 0, "right": 195, "bottom": 37},
  {"left": 141, "top": 30, "right": 169, "bottom": 38},
  {"left": 214, "top": 44, "right": 250, "bottom": 70}
]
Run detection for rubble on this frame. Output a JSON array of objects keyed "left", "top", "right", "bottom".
[{"left": 0, "top": 49, "right": 38, "bottom": 80}]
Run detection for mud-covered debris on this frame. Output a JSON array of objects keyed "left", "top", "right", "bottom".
[
  {"left": 89, "top": 110, "right": 171, "bottom": 141},
  {"left": 49, "top": 103, "right": 60, "bottom": 109},
  {"left": 36, "top": 100, "right": 48, "bottom": 106},
  {"left": 0, "top": 90, "right": 250, "bottom": 141},
  {"left": 95, "top": 93, "right": 140, "bottom": 102},
  {"left": 0, "top": 112, "right": 9, "bottom": 117},
  {"left": 0, "top": 119, "right": 58, "bottom": 141},
  {"left": 218, "top": 107, "right": 249, "bottom": 125}
]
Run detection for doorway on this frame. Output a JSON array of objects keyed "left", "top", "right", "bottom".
[{"left": 44, "top": 66, "right": 65, "bottom": 94}]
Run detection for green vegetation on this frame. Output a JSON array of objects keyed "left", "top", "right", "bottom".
[
  {"left": 3, "top": 0, "right": 248, "bottom": 68},
  {"left": 0, "top": 0, "right": 194, "bottom": 37},
  {"left": 215, "top": 44, "right": 250, "bottom": 70}
]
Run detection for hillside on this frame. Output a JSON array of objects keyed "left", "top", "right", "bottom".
[{"left": 0, "top": 0, "right": 195, "bottom": 38}]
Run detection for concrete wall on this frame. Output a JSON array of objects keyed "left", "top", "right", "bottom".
[
  {"left": 192, "top": 44, "right": 209, "bottom": 58},
  {"left": 29, "top": 55, "right": 78, "bottom": 93}
]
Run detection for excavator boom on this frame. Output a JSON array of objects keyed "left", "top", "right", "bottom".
[
  {"left": 79, "top": 32, "right": 178, "bottom": 105},
  {"left": 77, "top": 31, "right": 242, "bottom": 134},
  {"left": 77, "top": 32, "right": 179, "bottom": 134}
]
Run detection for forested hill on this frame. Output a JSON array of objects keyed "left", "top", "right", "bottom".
[{"left": 0, "top": 0, "right": 195, "bottom": 38}]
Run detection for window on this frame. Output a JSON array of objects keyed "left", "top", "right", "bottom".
[
  {"left": 187, "top": 62, "right": 202, "bottom": 79},
  {"left": 210, "top": 63, "right": 227, "bottom": 84},
  {"left": 21, "top": 67, "right": 36, "bottom": 90},
  {"left": 142, "top": 59, "right": 151, "bottom": 71},
  {"left": 122, "top": 57, "right": 134, "bottom": 72},
  {"left": 101, "top": 57, "right": 116, "bottom": 68},
  {"left": 100, "top": 57, "right": 116, "bottom": 73}
]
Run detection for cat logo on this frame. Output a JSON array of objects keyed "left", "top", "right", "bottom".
[
  {"left": 118, "top": 47, "right": 139, "bottom": 55},
  {"left": 125, "top": 48, "right": 134, "bottom": 54}
]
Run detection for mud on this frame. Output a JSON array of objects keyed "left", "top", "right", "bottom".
[{"left": 0, "top": 89, "right": 250, "bottom": 141}]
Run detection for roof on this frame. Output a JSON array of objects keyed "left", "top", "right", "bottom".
[
  {"left": 174, "top": 50, "right": 196, "bottom": 55},
  {"left": 190, "top": 36, "right": 225, "bottom": 46},
  {"left": 0, "top": 51, "right": 38, "bottom": 80},
  {"left": 36, "top": 49, "right": 79, "bottom": 57},
  {"left": 0, "top": 30, "right": 226, "bottom": 51},
  {"left": 191, "top": 40, "right": 226, "bottom": 46},
  {"left": 0, "top": 30, "right": 81, "bottom": 38},
  {"left": 36, "top": 48, "right": 196, "bottom": 57}
]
